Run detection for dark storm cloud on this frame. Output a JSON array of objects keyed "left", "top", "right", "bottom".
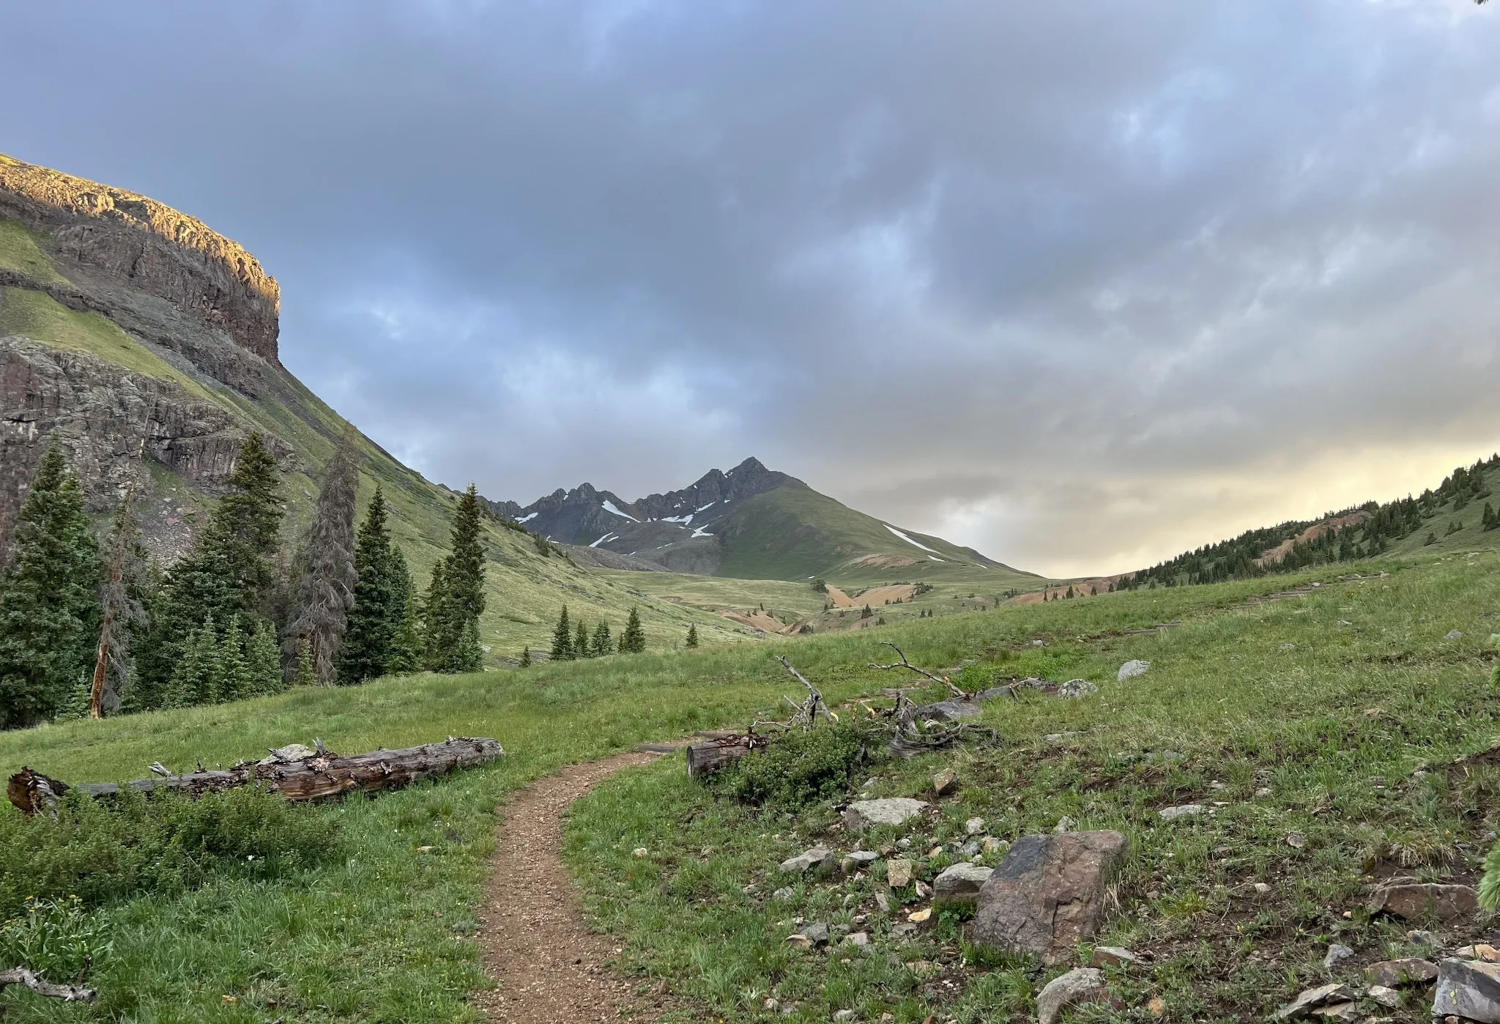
[{"left": 4, "top": 0, "right": 1498, "bottom": 575}]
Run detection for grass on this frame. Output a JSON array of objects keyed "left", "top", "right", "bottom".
[
  {"left": 0, "top": 549, "right": 1495, "bottom": 1020},
  {"left": 0, "top": 221, "right": 65, "bottom": 284}
]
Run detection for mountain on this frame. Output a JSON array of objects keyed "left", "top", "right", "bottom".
[
  {"left": 494, "top": 457, "right": 1036, "bottom": 584},
  {"left": 0, "top": 153, "right": 747, "bottom": 657}
]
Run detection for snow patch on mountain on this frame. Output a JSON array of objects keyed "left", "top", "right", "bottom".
[
  {"left": 589, "top": 532, "right": 618, "bottom": 548},
  {"left": 516, "top": 512, "right": 538, "bottom": 524},
  {"left": 692, "top": 526, "right": 714, "bottom": 538},
  {"left": 601, "top": 500, "right": 639, "bottom": 522},
  {"left": 885, "top": 524, "right": 941, "bottom": 555}
]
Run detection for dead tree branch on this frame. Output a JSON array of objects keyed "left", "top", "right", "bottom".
[
  {"left": 0, "top": 967, "right": 97, "bottom": 1003},
  {"left": 868, "top": 642, "right": 968, "bottom": 698}
]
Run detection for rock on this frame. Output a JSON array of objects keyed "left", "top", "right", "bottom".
[
  {"left": 914, "top": 879, "right": 932, "bottom": 898},
  {"left": 1286, "top": 832, "right": 1307, "bottom": 849},
  {"left": 1057, "top": 679, "right": 1098, "bottom": 698},
  {"left": 1365, "top": 958, "right": 1438, "bottom": 987},
  {"left": 1147, "top": 996, "right": 1166, "bottom": 1016},
  {"left": 1455, "top": 944, "right": 1500, "bottom": 962},
  {"left": 1053, "top": 816, "right": 1077, "bottom": 834},
  {"left": 772, "top": 887, "right": 795, "bottom": 901},
  {"left": 1044, "top": 732, "right": 1079, "bottom": 745},
  {"left": 966, "top": 816, "right": 986, "bottom": 835},
  {"left": 844, "top": 798, "right": 929, "bottom": 830},
  {"left": 833, "top": 1011, "right": 856, "bottom": 1022},
  {"left": 841, "top": 850, "right": 879, "bottom": 874},
  {"left": 887, "top": 858, "right": 914, "bottom": 888},
  {"left": 843, "top": 931, "right": 869, "bottom": 948},
  {"left": 1446, "top": 630, "right": 1464, "bottom": 640},
  {"left": 907, "top": 907, "right": 931, "bottom": 924},
  {"left": 1272, "top": 983, "right": 1355, "bottom": 1020},
  {"left": 1367, "top": 984, "right": 1401, "bottom": 1008},
  {"left": 874, "top": 891, "right": 889, "bottom": 911},
  {"left": 801, "top": 922, "right": 829, "bottom": 946},
  {"left": 1313, "top": 1002, "right": 1359, "bottom": 1022},
  {"left": 632, "top": 847, "right": 649, "bottom": 858},
  {"left": 1367, "top": 882, "right": 1477, "bottom": 922},
  {"left": 971, "top": 830, "right": 1129, "bottom": 965},
  {"left": 1434, "top": 958, "right": 1500, "bottom": 1023},
  {"left": 982, "top": 836, "right": 1009, "bottom": 855},
  {"left": 1158, "top": 804, "right": 1207, "bottom": 821},
  {"left": 891, "top": 922, "right": 917, "bottom": 939},
  {"left": 785, "top": 934, "right": 812, "bottom": 948},
  {"left": 1407, "top": 930, "right": 1437, "bottom": 948},
  {"left": 960, "top": 840, "right": 980, "bottom": 858},
  {"left": 1322, "top": 944, "right": 1354, "bottom": 970},
  {"left": 780, "top": 846, "right": 836, "bottom": 876},
  {"left": 1117, "top": 660, "right": 1151, "bottom": 681},
  {"left": 933, "top": 863, "right": 993, "bottom": 904},
  {"left": 1091, "top": 946, "right": 1138, "bottom": 968},
  {"left": 1338, "top": 619, "right": 1352, "bottom": 627},
  {"left": 1035, "top": 967, "right": 1109, "bottom": 1024},
  {"left": 932, "top": 768, "right": 957, "bottom": 797}
]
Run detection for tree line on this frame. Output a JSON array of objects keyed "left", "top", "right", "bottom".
[{"left": 0, "top": 431, "right": 489, "bottom": 730}]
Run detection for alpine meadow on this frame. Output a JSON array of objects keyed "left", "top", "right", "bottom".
[{"left": 2, "top": 4, "right": 1500, "bottom": 1024}]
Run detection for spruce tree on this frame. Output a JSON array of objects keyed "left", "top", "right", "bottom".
[
  {"left": 619, "top": 607, "right": 645, "bottom": 654},
  {"left": 575, "top": 620, "right": 591, "bottom": 659},
  {"left": 550, "top": 605, "right": 574, "bottom": 661},
  {"left": 385, "top": 561, "right": 424, "bottom": 674},
  {"left": 0, "top": 439, "right": 102, "bottom": 729},
  {"left": 591, "top": 621, "right": 612, "bottom": 657},
  {"left": 455, "top": 617, "right": 484, "bottom": 673},
  {"left": 167, "top": 616, "right": 222, "bottom": 707},
  {"left": 341, "top": 485, "right": 400, "bottom": 683},
  {"left": 285, "top": 433, "right": 359, "bottom": 685},
  {"left": 519, "top": 646, "right": 532, "bottom": 668},
  {"left": 213, "top": 432, "right": 285, "bottom": 617},
  {"left": 685, "top": 624, "right": 699, "bottom": 648},
  {"left": 219, "top": 618, "right": 253, "bottom": 701},
  {"left": 424, "top": 485, "right": 487, "bottom": 673},
  {"left": 292, "top": 638, "right": 316, "bottom": 688},
  {"left": 246, "top": 618, "right": 284, "bottom": 694}
]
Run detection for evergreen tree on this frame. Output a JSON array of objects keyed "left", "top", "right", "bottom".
[
  {"left": 284, "top": 433, "right": 359, "bottom": 685},
  {"left": 455, "top": 617, "right": 484, "bottom": 673},
  {"left": 519, "top": 646, "right": 532, "bottom": 668},
  {"left": 1484, "top": 503, "right": 1497, "bottom": 532},
  {"left": 619, "top": 607, "right": 646, "bottom": 654},
  {"left": 591, "top": 621, "right": 613, "bottom": 657},
  {"left": 167, "top": 616, "right": 222, "bottom": 707},
  {"left": 213, "top": 432, "right": 285, "bottom": 617},
  {"left": 550, "top": 605, "right": 574, "bottom": 661},
  {"left": 246, "top": 618, "right": 284, "bottom": 694},
  {"left": 292, "top": 638, "right": 316, "bottom": 688},
  {"left": 421, "top": 562, "right": 449, "bottom": 669},
  {"left": 89, "top": 493, "right": 149, "bottom": 718},
  {"left": 340, "top": 485, "right": 400, "bottom": 683},
  {"left": 0, "top": 439, "right": 102, "bottom": 729},
  {"left": 424, "top": 485, "right": 487, "bottom": 673},
  {"left": 575, "top": 620, "right": 591, "bottom": 659},
  {"left": 385, "top": 562, "right": 424, "bottom": 674},
  {"left": 860, "top": 604, "right": 873, "bottom": 619},
  {"left": 219, "top": 618, "right": 253, "bottom": 701},
  {"left": 685, "top": 624, "right": 699, "bottom": 648}
]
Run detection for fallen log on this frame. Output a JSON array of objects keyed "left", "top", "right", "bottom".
[
  {"left": 7, "top": 737, "right": 504, "bottom": 816},
  {"left": 0, "top": 966, "right": 96, "bottom": 1003},
  {"left": 685, "top": 736, "right": 756, "bottom": 780}
]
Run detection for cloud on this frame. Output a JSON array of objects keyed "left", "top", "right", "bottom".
[{"left": 3, "top": 0, "right": 1498, "bottom": 576}]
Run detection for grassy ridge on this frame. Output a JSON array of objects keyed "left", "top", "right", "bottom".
[{"left": 1, "top": 550, "right": 1495, "bottom": 1020}]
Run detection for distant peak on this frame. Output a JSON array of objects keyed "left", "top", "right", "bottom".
[{"left": 727, "top": 456, "right": 767, "bottom": 476}]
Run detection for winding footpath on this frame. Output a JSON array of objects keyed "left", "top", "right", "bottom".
[{"left": 476, "top": 751, "right": 671, "bottom": 1023}]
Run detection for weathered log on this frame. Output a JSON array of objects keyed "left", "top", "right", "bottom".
[
  {"left": 7, "top": 737, "right": 504, "bottom": 816},
  {"left": 0, "top": 966, "right": 97, "bottom": 1002},
  {"left": 685, "top": 738, "right": 754, "bottom": 780}
]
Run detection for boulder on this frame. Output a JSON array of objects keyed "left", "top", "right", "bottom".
[
  {"left": 932, "top": 862, "right": 993, "bottom": 904},
  {"left": 1158, "top": 804, "right": 1207, "bottom": 821},
  {"left": 1057, "top": 679, "right": 1098, "bottom": 698},
  {"left": 1446, "top": 630, "right": 1465, "bottom": 640},
  {"left": 1365, "top": 958, "right": 1438, "bottom": 987},
  {"left": 1367, "top": 881, "right": 1477, "bottom": 922},
  {"left": 887, "top": 858, "right": 914, "bottom": 888},
  {"left": 1091, "top": 946, "right": 1138, "bottom": 968},
  {"left": 843, "top": 798, "right": 929, "bottom": 830},
  {"left": 779, "top": 846, "right": 836, "bottom": 876},
  {"left": 932, "top": 768, "right": 957, "bottom": 796},
  {"left": 1117, "top": 660, "right": 1151, "bottom": 681},
  {"left": 971, "top": 829, "right": 1129, "bottom": 965},
  {"left": 1272, "top": 982, "right": 1355, "bottom": 1020},
  {"left": 1322, "top": 943, "right": 1354, "bottom": 970},
  {"left": 1433, "top": 958, "right": 1500, "bottom": 1023},
  {"left": 840, "top": 850, "right": 878, "bottom": 874},
  {"left": 1036, "top": 967, "right": 1109, "bottom": 1024}
]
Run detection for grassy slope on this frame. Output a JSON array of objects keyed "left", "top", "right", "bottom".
[
  {"left": 0, "top": 242, "right": 757, "bottom": 659},
  {"left": 1, "top": 546, "right": 1496, "bottom": 1020}
]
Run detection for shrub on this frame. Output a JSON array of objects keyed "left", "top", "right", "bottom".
[
  {"left": 0, "top": 895, "right": 111, "bottom": 980},
  {"left": 712, "top": 721, "right": 887, "bottom": 807},
  {"left": 0, "top": 786, "right": 341, "bottom": 917}
]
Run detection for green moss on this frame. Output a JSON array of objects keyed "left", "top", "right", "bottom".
[{"left": 0, "top": 221, "right": 65, "bottom": 284}]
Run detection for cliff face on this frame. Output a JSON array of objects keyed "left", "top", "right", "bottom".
[{"left": 0, "top": 154, "right": 280, "bottom": 362}]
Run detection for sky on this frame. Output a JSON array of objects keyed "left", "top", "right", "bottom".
[{"left": 3, "top": 1, "right": 1499, "bottom": 577}]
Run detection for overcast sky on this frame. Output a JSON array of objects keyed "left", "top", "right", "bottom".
[{"left": 5, "top": 1, "right": 1499, "bottom": 576}]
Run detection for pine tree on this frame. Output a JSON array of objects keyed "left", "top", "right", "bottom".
[
  {"left": 385, "top": 562, "right": 424, "bottom": 675},
  {"left": 455, "top": 617, "right": 484, "bottom": 673},
  {"left": 292, "top": 638, "right": 316, "bottom": 688},
  {"left": 219, "top": 618, "right": 253, "bottom": 701},
  {"left": 685, "top": 624, "right": 699, "bottom": 648},
  {"left": 89, "top": 493, "right": 149, "bottom": 718},
  {"left": 519, "top": 646, "right": 532, "bottom": 668},
  {"left": 860, "top": 604, "right": 873, "bottom": 619},
  {"left": 619, "top": 607, "right": 646, "bottom": 654},
  {"left": 575, "top": 620, "right": 590, "bottom": 659},
  {"left": 339, "top": 486, "right": 398, "bottom": 683},
  {"left": 167, "top": 616, "right": 222, "bottom": 707},
  {"left": 284, "top": 433, "right": 358, "bottom": 685},
  {"left": 550, "top": 605, "right": 574, "bottom": 661},
  {"left": 591, "top": 621, "right": 612, "bottom": 656},
  {"left": 0, "top": 439, "right": 102, "bottom": 729},
  {"left": 246, "top": 618, "right": 284, "bottom": 694},
  {"left": 424, "top": 485, "right": 487, "bottom": 673},
  {"left": 213, "top": 432, "right": 285, "bottom": 617},
  {"left": 421, "top": 562, "right": 449, "bottom": 669}
]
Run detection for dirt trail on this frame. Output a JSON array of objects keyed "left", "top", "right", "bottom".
[{"left": 477, "top": 751, "right": 670, "bottom": 1023}]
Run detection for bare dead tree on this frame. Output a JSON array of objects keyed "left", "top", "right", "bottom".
[
  {"left": 0, "top": 967, "right": 96, "bottom": 1003},
  {"left": 283, "top": 429, "right": 359, "bottom": 684},
  {"left": 90, "top": 449, "right": 148, "bottom": 719},
  {"left": 868, "top": 642, "right": 968, "bottom": 699}
]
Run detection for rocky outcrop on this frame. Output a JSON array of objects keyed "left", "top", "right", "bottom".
[{"left": 0, "top": 154, "right": 279, "bottom": 362}]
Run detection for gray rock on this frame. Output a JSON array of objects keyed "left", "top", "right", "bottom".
[
  {"left": 833, "top": 1010, "right": 856, "bottom": 1022},
  {"left": 842, "top": 931, "right": 869, "bottom": 948},
  {"left": 1158, "top": 803, "right": 1207, "bottom": 821},
  {"left": 932, "top": 862, "right": 993, "bottom": 904},
  {"left": 1117, "top": 659, "right": 1151, "bottom": 681},
  {"left": 1057, "top": 679, "right": 1098, "bottom": 698},
  {"left": 843, "top": 798, "right": 929, "bottom": 830},
  {"left": 1367, "top": 881, "right": 1477, "bottom": 922},
  {"left": 840, "top": 850, "right": 879, "bottom": 874},
  {"left": 1365, "top": 958, "right": 1437, "bottom": 987},
  {"left": 801, "top": 921, "right": 829, "bottom": 946},
  {"left": 780, "top": 846, "right": 836, "bottom": 876},
  {"left": 965, "top": 816, "right": 986, "bottom": 835},
  {"left": 1053, "top": 816, "right": 1077, "bottom": 833},
  {"left": 932, "top": 767, "right": 958, "bottom": 796},
  {"left": 1322, "top": 943, "right": 1354, "bottom": 970},
  {"left": 1446, "top": 630, "right": 1465, "bottom": 640},
  {"left": 1366, "top": 984, "right": 1401, "bottom": 1008},
  {"left": 772, "top": 887, "right": 796, "bottom": 901},
  {"left": 891, "top": 922, "right": 917, "bottom": 939},
  {"left": 1036, "top": 967, "right": 1109, "bottom": 1024},
  {"left": 982, "top": 836, "right": 1009, "bottom": 855},
  {"left": 1434, "top": 958, "right": 1500, "bottom": 1023},
  {"left": 1091, "top": 946, "right": 1138, "bottom": 968},
  {"left": 886, "top": 858, "right": 914, "bottom": 888},
  {"left": 971, "top": 830, "right": 1129, "bottom": 965},
  {"left": 1272, "top": 982, "right": 1355, "bottom": 1020}
]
